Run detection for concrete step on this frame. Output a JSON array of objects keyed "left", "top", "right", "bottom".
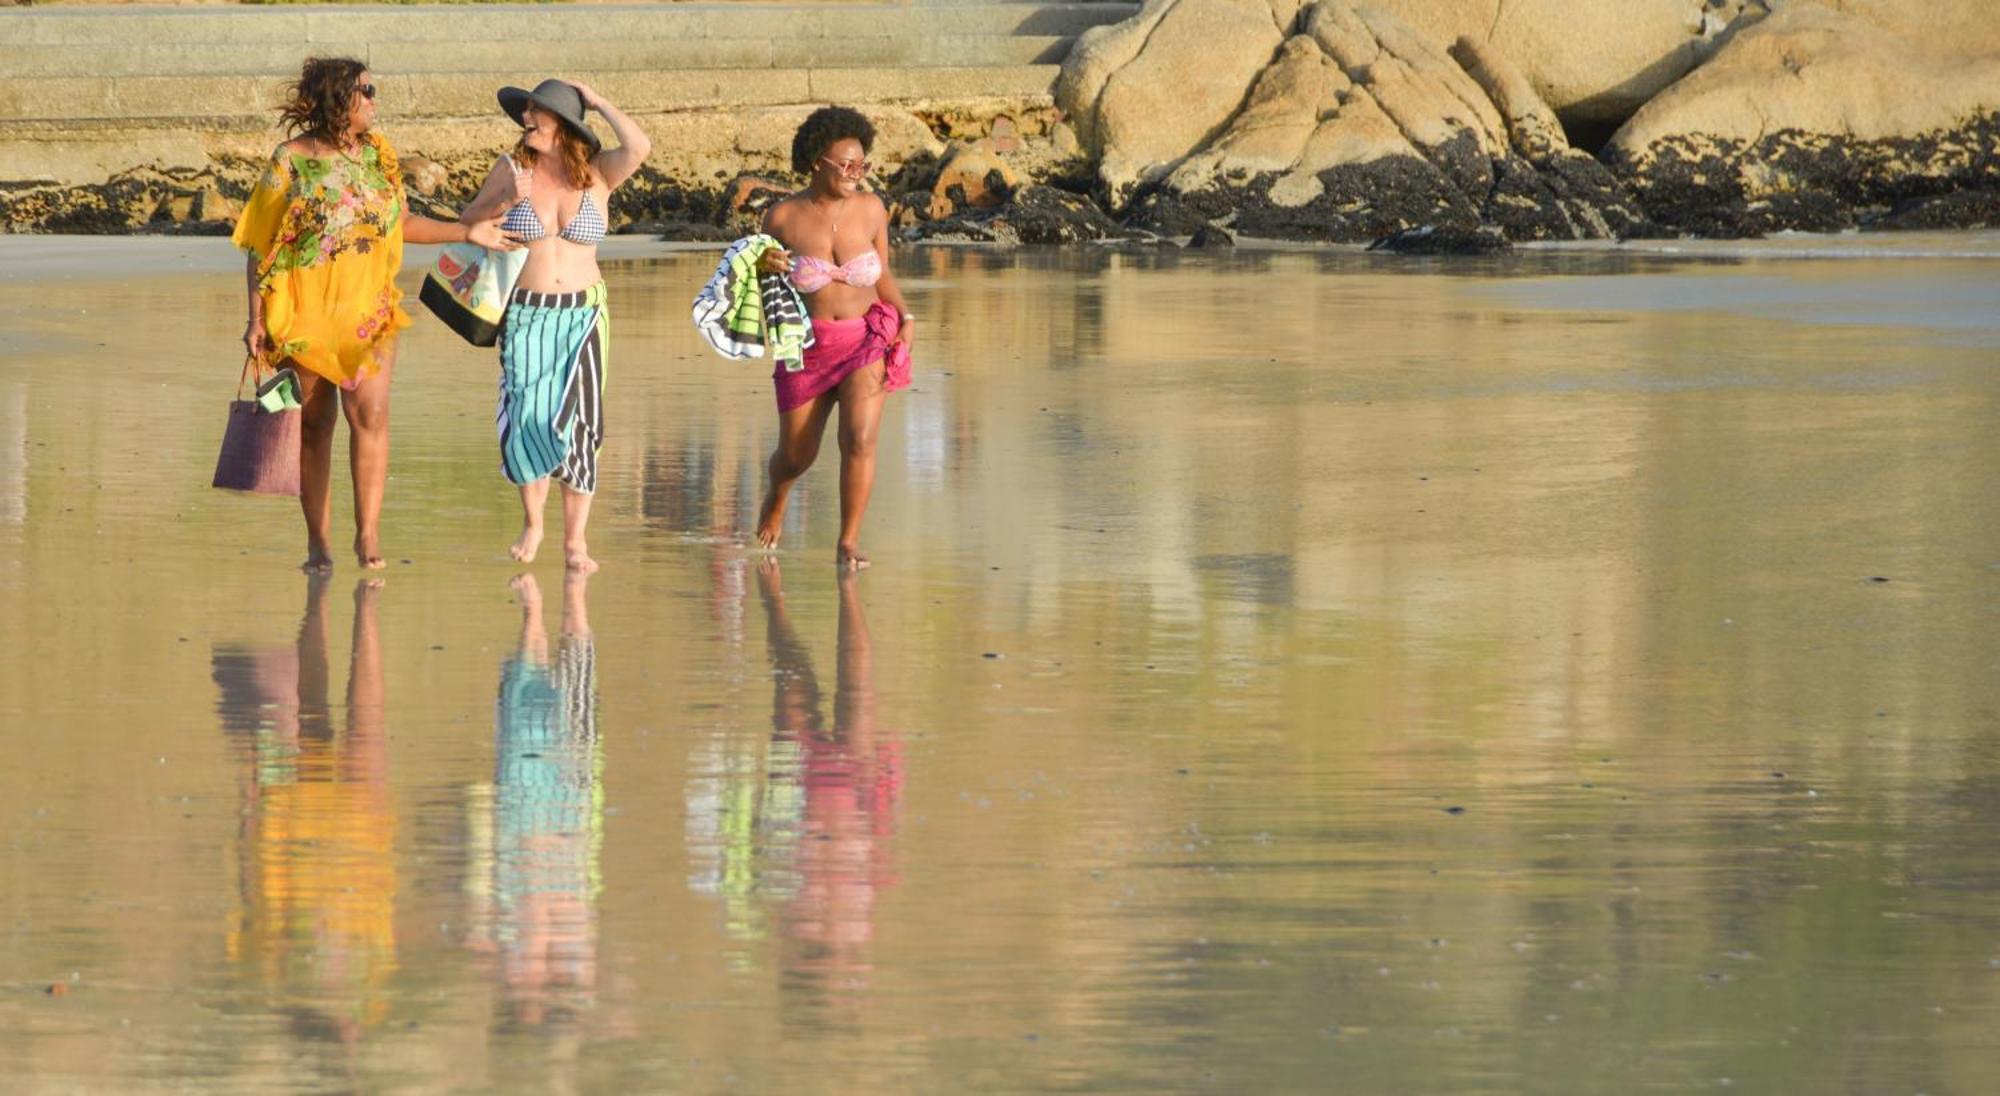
[
  {"left": 0, "top": 64, "right": 1065, "bottom": 123},
  {"left": 0, "top": 2, "right": 1139, "bottom": 47},
  {"left": 0, "top": 34, "right": 1076, "bottom": 79}
]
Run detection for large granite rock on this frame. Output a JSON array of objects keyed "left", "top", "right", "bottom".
[
  {"left": 1058, "top": 0, "right": 1756, "bottom": 168},
  {"left": 1054, "top": 0, "right": 1289, "bottom": 206},
  {"left": 1129, "top": 1, "right": 1650, "bottom": 242},
  {"left": 1605, "top": 5, "right": 2000, "bottom": 234},
  {"left": 1825, "top": 0, "right": 2000, "bottom": 60},
  {"left": 1353, "top": 0, "right": 1749, "bottom": 137}
]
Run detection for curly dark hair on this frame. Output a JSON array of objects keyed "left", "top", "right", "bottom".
[
  {"left": 277, "top": 57, "right": 368, "bottom": 141},
  {"left": 790, "top": 106, "right": 876, "bottom": 175}
]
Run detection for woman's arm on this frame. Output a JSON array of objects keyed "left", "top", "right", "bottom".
[
  {"left": 755, "top": 201, "right": 794, "bottom": 275},
  {"left": 403, "top": 212, "right": 520, "bottom": 249},
  {"left": 870, "top": 198, "right": 912, "bottom": 344},
  {"left": 458, "top": 157, "right": 518, "bottom": 224},
  {"left": 242, "top": 252, "right": 265, "bottom": 357},
  {"left": 569, "top": 80, "right": 652, "bottom": 191}
]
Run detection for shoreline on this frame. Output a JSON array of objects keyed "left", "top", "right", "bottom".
[{"left": 5, "top": 229, "right": 1998, "bottom": 284}]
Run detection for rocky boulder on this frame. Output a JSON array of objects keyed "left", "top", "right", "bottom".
[
  {"left": 398, "top": 155, "right": 450, "bottom": 198},
  {"left": 1055, "top": 0, "right": 1289, "bottom": 206},
  {"left": 0, "top": 165, "right": 244, "bottom": 234},
  {"left": 1366, "top": 223, "right": 1512, "bottom": 254},
  {"left": 902, "top": 184, "right": 1128, "bottom": 245},
  {"left": 1353, "top": 0, "right": 1759, "bottom": 138},
  {"left": 1120, "top": 2, "right": 1650, "bottom": 242},
  {"left": 719, "top": 173, "right": 791, "bottom": 227},
  {"left": 1605, "top": 5, "right": 2000, "bottom": 234},
  {"left": 1060, "top": 0, "right": 1760, "bottom": 167},
  {"left": 932, "top": 143, "right": 1021, "bottom": 212}
]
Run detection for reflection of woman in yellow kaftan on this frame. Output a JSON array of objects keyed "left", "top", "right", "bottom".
[
  {"left": 210, "top": 576, "right": 398, "bottom": 1045},
  {"left": 234, "top": 56, "right": 516, "bottom": 572}
]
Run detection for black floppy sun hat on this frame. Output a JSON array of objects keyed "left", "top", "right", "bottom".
[{"left": 497, "top": 79, "right": 602, "bottom": 154}]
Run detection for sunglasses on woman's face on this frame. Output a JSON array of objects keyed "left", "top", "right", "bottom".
[
  {"left": 354, "top": 83, "right": 378, "bottom": 101},
  {"left": 820, "top": 156, "right": 869, "bottom": 177}
]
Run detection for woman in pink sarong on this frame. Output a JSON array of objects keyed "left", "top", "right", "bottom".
[{"left": 753, "top": 106, "right": 913, "bottom": 570}]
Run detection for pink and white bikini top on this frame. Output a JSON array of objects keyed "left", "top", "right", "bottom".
[{"left": 791, "top": 250, "right": 882, "bottom": 293}]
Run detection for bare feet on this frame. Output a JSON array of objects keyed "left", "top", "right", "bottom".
[
  {"left": 566, "top": 541, "right": 599, "bottom": 574},
  {"left": 302, "top": 544, "right": 335, "bottom": 574},
  {"left": 354, "top": 534, "right": 386, "bottom": 570},
  {"left": 836, "top": 542, "right": 871, "bottom": 571},
  {"left": 755, "top": 484, "right": 788, "bottom": 549},
  {"left": 510, "top": 523, "right": 543, "bottom": 563},
  {"left": 509, "top": 571, "right": 541, "bottom": 605}
]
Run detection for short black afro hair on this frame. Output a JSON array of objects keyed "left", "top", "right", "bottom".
[{"left": 791, "top": 106, "right": 876, "bottom": 175}]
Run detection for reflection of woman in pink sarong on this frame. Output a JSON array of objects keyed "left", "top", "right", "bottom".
[
  {"left": 756, "top": 562, "right": 902, "bottom": 1015},
  {"left": 753, "top": 106, "right": 915, "bottom": 570}
]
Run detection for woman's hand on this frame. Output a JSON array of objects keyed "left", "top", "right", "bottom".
[
  {"left": 242, "top": 317, "right": 268, "bottom": 360},
  {"left": 892, "top": 313, "right": 914, "bottom": 350},
  {"left": 756, "top": 247, "right": 793, "bottom": 276},
  {"left": 466, "top": 215, "right": 525, "bottom": 251},
  {"left": 567, "top": 80, "right": 605, "bottom": 112}
]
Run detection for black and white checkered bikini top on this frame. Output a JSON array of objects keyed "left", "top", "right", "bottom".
[{"left": 500, "top": 159, "right": 607, "bottom": 245}]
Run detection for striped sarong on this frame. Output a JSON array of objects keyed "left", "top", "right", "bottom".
[{"left": 497, "top": 282, "right": 607, "bottom": 493}]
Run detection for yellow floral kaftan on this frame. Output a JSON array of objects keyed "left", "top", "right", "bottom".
[{"left": 232, "top": 131, "right": 412, "bottom": 388}]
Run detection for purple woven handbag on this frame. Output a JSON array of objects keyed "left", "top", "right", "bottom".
[{"left": 211, "top": 358, "right": 300, "bottom": 496}]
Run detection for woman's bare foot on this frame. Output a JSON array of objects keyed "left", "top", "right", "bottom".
[
  {"left": 510, "top": 523, "right": 543, "bottom": 563},
  {"left": 755, "top": 484, "right": 788, "bottom": 549},
  {"left": 836, "top": 542, "right": 870, "bottom": 571},
  {"left": 302, "top": 543, "right": 335, "bottom": 574},
  {"left": 354, "top": 533, "right": 386, "bottom": 570},
  {"left": 566, "top": 541, "right": 599, "bottom": 574},
  {"left": 509, "top": 571, "right": 541, "bottom": 605}
]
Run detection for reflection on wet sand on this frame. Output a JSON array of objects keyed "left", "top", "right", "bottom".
[
  {"left": 685, "top": 563, "right": 902, "bottom": 1014},
  {"left": 464, "top": 573, "right": 602, "bottom": 1030},
  {"left": 6, "top": 241, "right": 1997, "bottom": 1089},
  {"left": 210, "top": 577, "right": 397, "bottom": 1049},
  {"left": 765, "top": 566, "right": 902, "bottom": 1019}
]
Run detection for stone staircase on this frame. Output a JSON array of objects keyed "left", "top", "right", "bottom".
[{"left": 0, "top": 1, "right": 1138, "bottom": 182}]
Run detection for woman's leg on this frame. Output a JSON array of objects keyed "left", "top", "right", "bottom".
[
  {"left": 340, "top": 340, "right": 397, "bottom": 569},
  {"left": 561, "top": 485, "right": 597, "bottom": 574},
  {"left": 343, "top": 577, "right": 389, "bottom": 785},
  {"left": 756, "top": 393, "right": 838, "bottom": 549},
  {"left": 833, "top": 360, "right": 888, "bottom": 570},
  {"left": 513, "top": 477, "right": 550, "bottom": 562},
  {"left": 295, "top": 367, "right": 340, "bottom": 572}
]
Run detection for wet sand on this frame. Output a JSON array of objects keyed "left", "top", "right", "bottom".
[{"left": 1, "top": 235, "right": 1997, "bottom": 1091}]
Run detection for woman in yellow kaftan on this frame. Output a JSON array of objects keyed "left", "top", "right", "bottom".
[{"left": 235, "top": 57, "right": 517, "bottom": 571}]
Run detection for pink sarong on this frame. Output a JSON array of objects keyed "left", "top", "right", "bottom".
[{"left": 773, "top": 300, "right": 911, "bottom": 413}]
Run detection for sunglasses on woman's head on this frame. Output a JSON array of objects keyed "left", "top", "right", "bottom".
[
  {"left": 354, "top": 83, "right": 377, "bottom": 101},
  {"left": 820, "top": 155, "right": 869, "bottom": 176}
]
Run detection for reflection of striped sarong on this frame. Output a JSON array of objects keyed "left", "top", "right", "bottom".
[
  {"left": 495, "top": 637, "right": 601, "bottom": 900},
  {"left": 497, "top": 282, "right": 607, "bottom": 493}
]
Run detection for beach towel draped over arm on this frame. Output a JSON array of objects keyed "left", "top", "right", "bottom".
[{"left": 691, "top": 234, "right": 813, "bottom": 372}]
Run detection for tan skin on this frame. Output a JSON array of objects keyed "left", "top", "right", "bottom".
[
  {"left": 753, "top": 136, "right": 915, "bottom": 570},
  {"left": 241, "top": 69, "right": 518, "bottom": 573},
  {"left": 460, "top": 80, "right": 651, "bottom": 574}
]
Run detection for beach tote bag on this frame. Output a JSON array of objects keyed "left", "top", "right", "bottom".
[
  {"left": 420, "top": 241, "right": 526, "bottom": 347},
  {"left": 211, "top": 357, "right": 301, "bottom": 496}
]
